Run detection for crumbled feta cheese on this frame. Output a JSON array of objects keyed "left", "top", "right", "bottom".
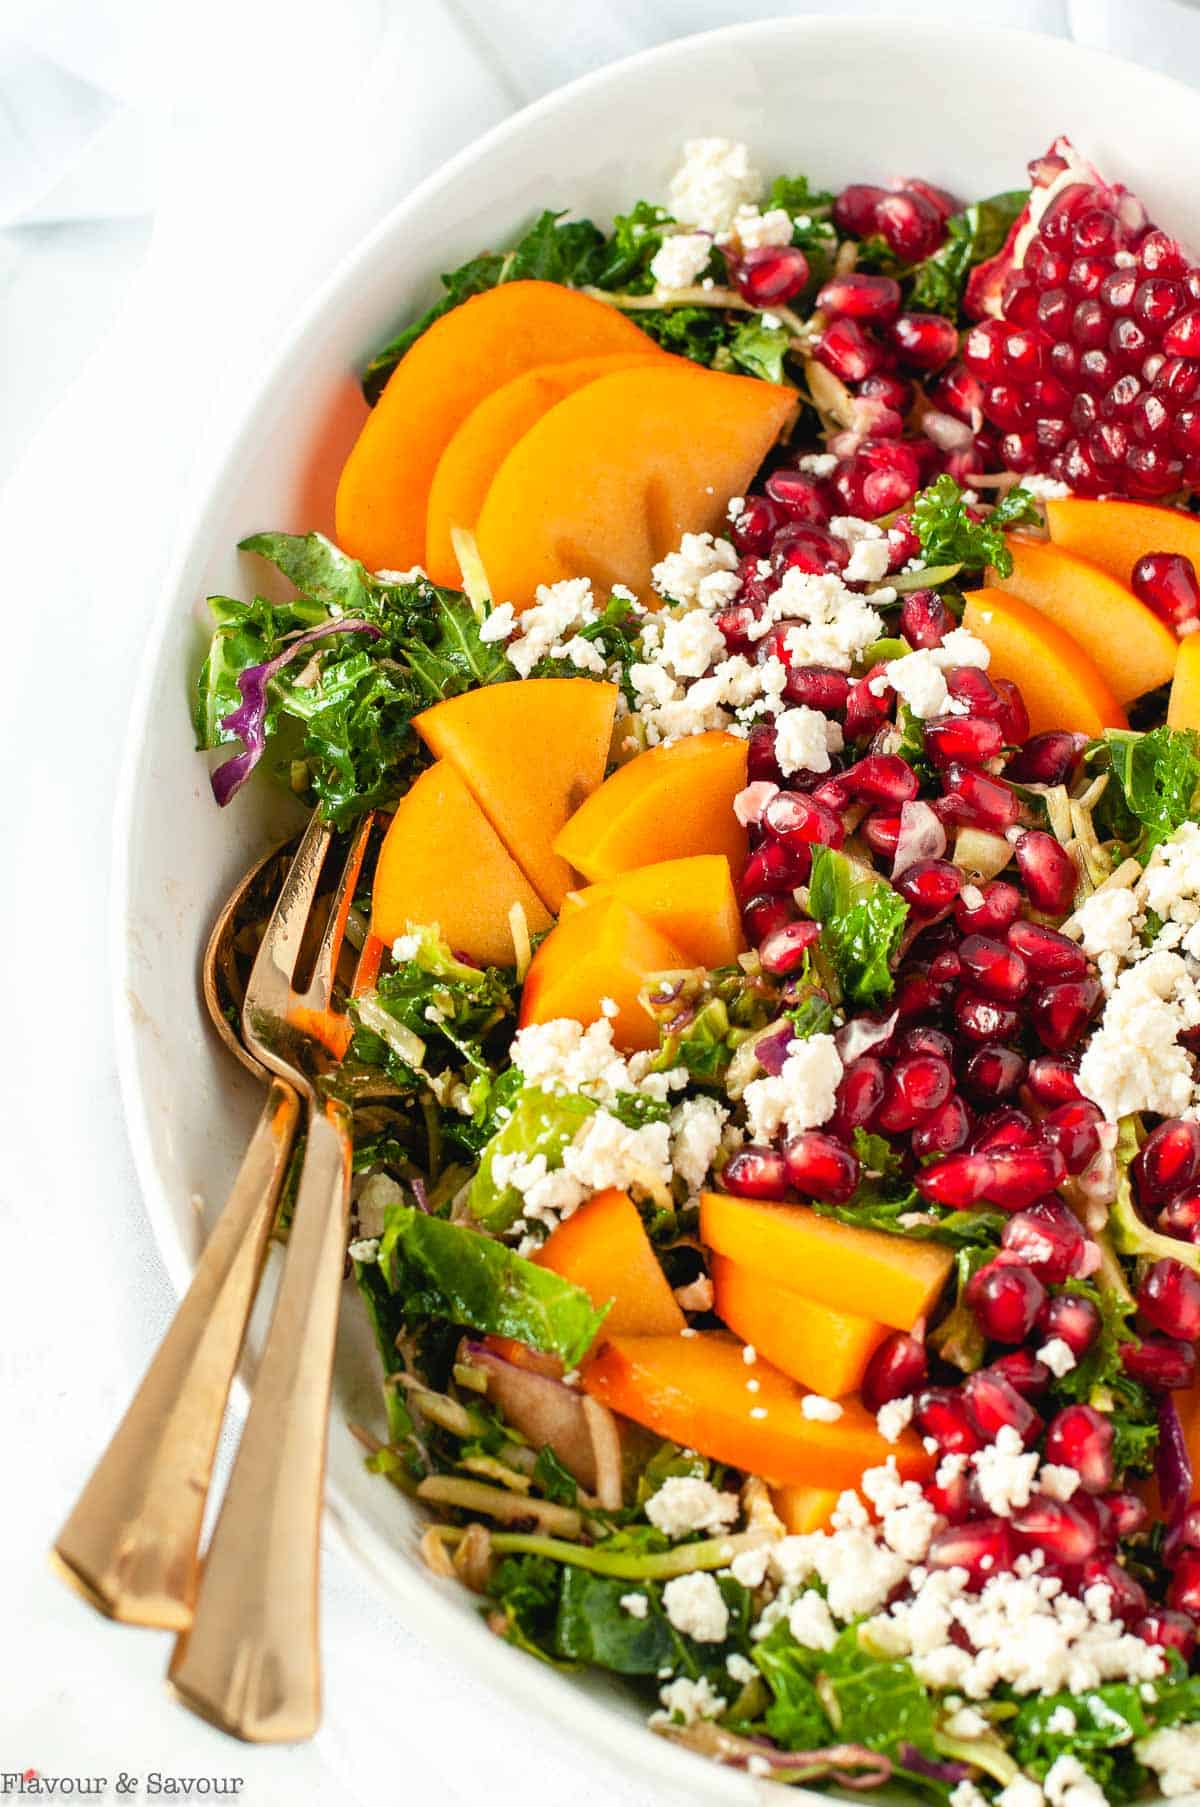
[
  {"left": 1074, "top": 885, "right": 1140, "bottom": 967},
  {"left": 938, "top": 627, "right": 991, "bottom": 669},
  {"left": 644, "top": 1475, "right": 740, "bottom": 1539},
  {"left": 662, "top": 1571, "right": 730, "bottom": 1643},
  {"left": 742, "top": 1033, "right": 843, "bottom": 1142},
  {"left": 943, "top": 1705, "right": 990, "bottom": 1739},
  {"left": 876, "top": 1396, "right": 915, "bottom": 1443},
  {"left": 885, "top": 648, "right": 949, "bottom": 719},
  {"left": 653, "top": 1674, "right": 727, "bottom": 1725},
  {"left": 1037, "top": 1337, "right": 1078, "bottom": 1379},
  {"left": 972, "top": 1427, "right": 1040, "bottom": 1517},
  {"left": 1046, "top": 1705, "right": 1077, "bottom": 1735},
  {"left": 651, "top": 531, "right": 739, "bottom": 608},
  {"left": 660, "top": 608, "right": 727, "bottom": 677},
  {"left": 1136, "top": 1723, "right": 1200, "bottom": 1797},
  {"left": 650, "top": 230, "right": 713, "bottom": 292},
  {"left": 787, "top": 1589, "right": 837, "bottom": 1651},
  {"left": 620, "top": 1591, "right": 649, "bottom": 1619},
  {"left": 347, "top": 1237, "right": 379, "bottom": 1264},
  {"left": 1020, "top": 473, "right": 1072, "bottom": 500},
  {"left": 478, "top": 601, "right": 516, "bottom": 643},
  {"left": 509, "top": 1015, "right": 682, "bottom": 1105},
  {"left": 670, "top": 1095, "right": 728, "bottom": 1196},
  {"left": 502, "top": 577, "right": 599, "bottom": 676},
  {"left": 1044, "top": 1755, "right": 1108, "bottom": 1807},
  {"left": 845, "top": 537, "right": 892, "bottom": 584},
  {"left": 729, "top": 1546, "right": 770, "bottom": 1589},
  {"left": 731, "top": 204, "right": 793, "bottom": 249},
  {"left": 950, "top": 1785, "right": 991, "bottom": 1807},
  {"left": 1078, "top": 950, "right": 1198, "bottom": 1120},
  {"left": 773, "top": 704, "right": 843, "bottom": 777},
  {"left": 674, "top": 1275, "right": 714, "bottom": 1312},
  {"left": 391, "top": 931, "right": 422, "bottom": 962},
  {"left": 801, "top": 1394, "right": 843, "bottom": 1423},
  {"left": 797, "top": 452, "right": 838, "bottom": 477},
  {"left": 1038, "top": 1464, "right": 1080, "bottom": 1502},
  {"left": 668, "top": 138, "right": 764, "bottom": 235},
  {"left": 997, "top": 1778, "right": 1046, "bottom": 1807}
]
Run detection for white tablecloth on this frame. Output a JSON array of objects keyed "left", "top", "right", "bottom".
[{"left": 4, "top": 1, "right": 1200, "bottom": 1801}]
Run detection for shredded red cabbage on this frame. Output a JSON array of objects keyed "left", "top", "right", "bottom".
[
  {"left": 895, "top": 1746, "right": 973, "bottom": 1784},
  {"left": 210, "top": 618, "right": 383, "bottom": 806}
]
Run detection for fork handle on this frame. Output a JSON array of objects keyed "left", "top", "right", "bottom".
[
  {"left": 53, "top": 1076, "right": 301, "bottom": 1629},
  {"left": 168, "top": 1093, "right": 354, "bottom": 1742}
]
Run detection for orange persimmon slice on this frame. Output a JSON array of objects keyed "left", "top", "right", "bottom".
[
  {"left": 961, "top": 589, "right": 1127, "bottom": 738},
  {"left": 554, "top": 732, "right": 748, "bottom": 883},
  {"left": 534, "top": 1189, "right": 684, "bottom": 1338}
]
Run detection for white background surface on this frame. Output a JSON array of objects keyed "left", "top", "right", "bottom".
[{"left": 5, "top": 1, "right": 1200, "bottom": 1802}]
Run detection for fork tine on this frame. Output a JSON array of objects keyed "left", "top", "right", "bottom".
[
  {"left": 246, "top": 809, "right": 331, "bottom": 1005},
  {"left": 301, "top": 810, "right": 374, "bottom": 1009}
]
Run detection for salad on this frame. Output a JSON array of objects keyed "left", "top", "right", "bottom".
[{"left": 195, "top": 134, "right": 1200, "bottom": 1802}]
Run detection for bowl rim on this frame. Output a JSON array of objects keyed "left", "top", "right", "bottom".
[{"left": 109, "top": 13, "right": 1200, "bottom": 1794}]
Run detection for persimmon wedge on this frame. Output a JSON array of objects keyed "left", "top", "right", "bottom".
[
  {"left": 371, "top": 760, "right": 550, "bottom": 964},
  {"left": 1046, "top": 495, "right": 1200, "bottom": 590},
  {"left": 583, "top": 1331, "right": 933, "bottom": 1488},
  {"left": 335, "top": 281, "right": 660, "bottom": 572},
  {"left": 560, "top": 854, "right": 743, "bottom": 969},
  {"left": 1169, "top": 634, "right": 1200, "bottom": 731},
  {"left": 987, "top": 534, "right": 1176, "bottom": 704},
  {"left": 475, "top": 361, "right": 797, "bottom": 609},
  {"left": 961, "top": 589, "right": 1127, "bottom": 738},
  {"left": 700, "top": 1193, "right": 953, "bottom": 1332},
  {"left": 554, "top": 732, "right": 748, "bottom": 882},
  {"left": 425, "top": 354, "right": 660, "bottom": 586},
  {"left": 416, "top": 678, "right": 618, "bottom": 912},
  {"left": 771, "top": 1486, "right": 841, "bottom": 1535},
  {"left": 535, "top": 1188, "right": 684, "bottom": 1338},
  {"left": 518, "top": 897, "right": 687, "bottom": 1053},
  {"left": 710, "top": 1255, "right": 888, "bottom": 1399}
]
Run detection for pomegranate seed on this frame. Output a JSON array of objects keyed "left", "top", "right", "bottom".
[
  {"left": 924, "top": 714, "right": 1005, "bottom": 767},
  {"left": 1161, "top": 1191, "right": 1200, "bottom": 1238},
  {"left": 861, "top": 1332, "right": 927, "bottom": 1411},
  {"left": 926, "top": 1463, "right": 972, "bottom": 1523},
  {"left": 747, "top": 724, "right": 783, "bottom": 784},
  {"left": 934, "top": 361, "right": 984, "bottom": 424},
  {"left": 716, "top": 604, "right": 760, "bottom": 653},
  {"left": 1006, "top": 730, "right": 1088, "bottom": 786},
  {"left": 1120, "top": 1336, "right": 1197, "bottom": 1390},
  {"left": 816, "top": 272, "right": 901, "bottom": 321},
  {"left": 1044, "top": 1403, "right": 1114, "bottom": 1493},
  {"left": 1103, "top": 1491, "right": 1150, "bottom": 1538},
  {"left": 723, "top": 1146, "right": 788, "bottom": 1199},
  {"left": 1001, "top": 1204, "right": 1086, "bottom": 1284},
  {"left": 894, "top": 965, "right": 943, "bottom": 1020},
  {"left": 915, "top": 1388, "right": 982, "bottom": 1455},
  {"left": 960, "top": 935, "right": 1030, "bottom": 1001},
  {"left": 730, "top": 493, "right": 786, "bottom": 553},
  {"left": 1039, "top": 1100, "right": 1103, "bottom": 1176},
  {"left": 1026, "top": 1054, "right": 1083, "bottom": 1105},
  {"left": 784, "top": 667, "right": 852, "bottom": 713},
  {"left": 1067, "top": 254, "right": 1112, "bottom": 298},
  {"left": 992, "top": 1348, "right": 1052, "bottom": 1397},
  {"left": 843, "top": 753, "right": 919, "bottom": 808},
  {"left": 781, "top": 1131, "right": 859, "bottom": 1204},
  {"left": 963, "top": 1368, "right": 1041, "bottom": 1443},
  {"left": 1168, "top": 1549, "right": 1200, "bottom": 1616},
  {"left": 740, "top": 841, "right": 808, "bottom": 897},
  {"left": 741, "top": 894, "right": 794, "bottom": 943},
  {"left": 1131, "top": 551, "right": 1200, "bottom": 634},
  {"left": 1173, "top": 409, "right": 1200, "bottom": 458},
  {"left": 966, "top": 1260, "right": 1046, "bottom": 1342},
  {"left": 1012, "top": 1495, "right": 1100, "bottom": 1565},
  {"left": 928, "top": 1517, "right": 1015, "bottom": 1587},
  {"left": 848, "top": 439, "right": 922, "bottom": 517},
  {"left": 735, "top": 245, "right": 810, "bottom": 307},
  {"left": 845, "top": 668, "right": 893, "bottom": 740},
  {"left": 898, "top": 1025, "right": 953, "bottom": 1060},
  {"left": 1082, "top": 1555, "right": 1147, "bottom": 1622},
  {"left": 955, "top": 992, "right": 1021, "bottom": 1045},
  {"left": 955, "top": 881, "right": 1021, "bottom": 936},
  {"left": 876, "top": 189, "right": 944, "bottom": 262},
  {"left": 1029, "top": 978, "right": 1101, "bottom": 1052},
  {"left": 859, "top": 810, "right": 901, "bottom": 859},
  {"left": 833, "top": 184, "right": 889, "bottom": 237},
  {"left": 1125, "top": 443, "right": 1184, "bottom": 497},
  {"left": 861, "top": 371, "right": 914, "bottom": 410},
  {"left": 896, "top": 859, "right": 962, "bottom": 912},
  {"left": 1014, "top": 831, "right": 1077, "bottom": 915},
  {"left": 763, "top": 790, "right": 845, "bottom": 850},
  {"left": 1140, "top": 231, "right": 1189, "bottom": 278},
  {"left": 993, "top": 1145, "right": 1069, "bottom": 1209},
  {"left": 896, "top": 1053, "right": 953, "bottom": 1117},
  {"left": 963, "top": 1044, "right": 1026, "bottom": 1102},
  {"left": 1006, "top": 921, "right": 1089, "bottom": 981},
  {"left": 891, "top": 311, "right": 958, "bottom": 371},
  {"left": 964, "top": 320, "right": 1011, "bottom": 382},
  {"left": 940, "top": 763, "right": 1019, "bottom": 832},
  {"left": 764, "top": 470, "right": 831, "bottom": 524},
  {"left": 1155, "top": 354, "right": 1200, "bottom": 403},
  {"left": 759, "top": 919, "right": 821, "bottom": 976},
  {"left": 1038, "top": 1292, "right": 1101, "bottom": 1357},
  {"left": 904, "top": 179, "right": 957, "bottom": 222},
  {"left": 1164, "top": 308, "right": 1200, "bottom": 357},
  {"left": 815, "top": 318, "right": 885, "bottom": 384},
  {"left": 899, "top": 589, "right": 950, "bottom": 648},
  {"left": 915, "top": 1151, "right": 993, "bottom": 1209},
  {"left": 772, "top": 523, "right": 851, "bottom": 577},
  {"left": 1134, "top": 1609, "right": 1195, "bottom": 1659},
  {"left": 1136, "top": 1119, "right": 1200, "bottom": 1205},
  {"left": 912, "top": 1094, "right": 973, "bottom": 1158},
  {"left": 1139, "top": 1258, "right": 1200, "bottom": 1340},
  {"left": 832, "top": 1058, "right": 887, "bottom": 1136},
  {"left": 971, "top": 1107, "right": 1035, "bottom": 1153}
]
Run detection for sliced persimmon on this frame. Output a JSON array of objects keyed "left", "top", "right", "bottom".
[
  {"left": 371, "top": 761, "right": 550, "bottom": 965},
  {"left": 416, "top": 678, "right": 618, "bottom": 912},
  {"left": 771, "top": 1486, "right": 841, "bottom": 1534},
  {"left": 518, "top": 896, "right": 686, "bottom": 1053},
  {"left": 961, "top": 589, "right": 1127, "bottom": 738},
  {"left": 534, "top": 1188, "right": 684, "bottom": 1337},
  {"left": 425, "top": 354, "right": 660, "bottom": 586},
  {"left": 475, "top": 361, "right": 797, "bottom": 609},
  {"left": 700, "top": 1193, "right": 953, "bottom": 1333},
  {"left": 583, "top": 1331, "right": 932, "bottom": 1488},
  {"left": 560, "top": 854, "right": 743, "bottom": 969},
  {"left": 1046, "top": 496, "right": 1200, "bottom": 591},
  {"left": 335, "top": 281, "right": 659, "bottom": 572},
  {"left": 987, "top": 534, "right": 1176, "bottom": 704},
  {"left": 710, "top": 1255, "right": 888, "bottom": 1399},
  {"left": 554, "top": 732, "right": 748, "bottom": 883},
  {"left": 1169, "top": 634, "right": 1200, "bottom": 731}
]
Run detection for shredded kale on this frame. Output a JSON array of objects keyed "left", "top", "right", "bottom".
[
  {"left": 467, "top": 1087, "right": 596, "bottom": 1231},
  {"left": 910, "top": 474, "right": 1039, "bottom": 578},
  {"left": 908, "top": 189, "right": 1028, "bottom": 316},
  {"left": 806, "top": 846, "right": 909, "bottom": 1006},
  {"left": 1086, "top": 725, "right": 1200, "bottom": 862},
  {"left": 755, "top": 1624, "right": 936, "bottom": 1761},
  {"left": 726, "top": 316, "right": 792, "bottom": 384}
]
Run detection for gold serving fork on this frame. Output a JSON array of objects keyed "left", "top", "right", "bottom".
[{"left": 167, "top": 807, "right": 372, "bottom": 1741}]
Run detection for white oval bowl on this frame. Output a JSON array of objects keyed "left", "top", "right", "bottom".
[{"left": 114, "top": 17, "right": 1200, "bottom": 1799}]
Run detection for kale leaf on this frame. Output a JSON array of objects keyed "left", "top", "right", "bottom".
[
  {"left": 728, "top": 316, "right": 791, "bottom": 383},
  {"left": 806, "top": 846, "right": 908, "bottom": 1006},
  {"left": 910, "top": 474, "right": 1040, "bottom": 578},
  {"left": 376, "top": 1202, "right": 608, "bottom": 1368},
  {"left": 467, "top": 1086, "right": 597, "bottom": 1231},
  {"left": 754, "top": 1624, "right": 936, "bottom": 1760},
  {"left": 908, "top": 189, "right": 1028, "bottom": 316},
  {"left": 752, "top": 1621, "right": 834, "bottom": 1750},
  {"left": 1087, "top": 725, "right": 1200, "bottom": 862}
]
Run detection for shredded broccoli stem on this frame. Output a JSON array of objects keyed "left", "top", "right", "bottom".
[{"left": 428, "top": 1524, "right": 777, "bottom": 1579}]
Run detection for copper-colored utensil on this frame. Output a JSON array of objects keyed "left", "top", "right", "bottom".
[{"left": 53, "top": 840, "right": 303, "bottom": 1629}]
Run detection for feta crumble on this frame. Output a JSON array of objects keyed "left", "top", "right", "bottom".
[
  {"left": 773, "top": 704, "right": 844, "bottom": 777},
  {"left": 650, "top": 230, "right": 713, "bottom": 293},
  {"left": 1136, "top": 1723, "right": 1200, "bottom": 1797},
  {"left": 620, "top": 1592, "right": 649, "bottom": 1619},
  {"left": 662, "top": 1571, "right": 730, "bottom": 1643},
  {"left": 653, "top": 1674, "right": 727, "bottom": 1726},
  {"left": 742, "top": 1033, "right": 843, "bottom": 1142},
  {"left": 800, "top": 1393, "right": 843, "bottom": 1423},
  {"left": 667, "top": 138, "right": 764, "bottom": 236},
  {"left": 1037, "top": 1337, "right": 1078, "bottom": 1379},
  {"left": 644, "top": 1475, "right": 740, "bottom": 1539}
]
